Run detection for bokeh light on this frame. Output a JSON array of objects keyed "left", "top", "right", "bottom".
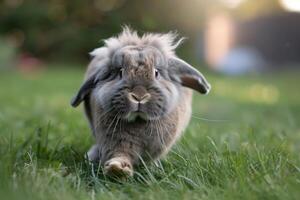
[{"left": 280, "top": 0, "right": 300, "bottom": 12}]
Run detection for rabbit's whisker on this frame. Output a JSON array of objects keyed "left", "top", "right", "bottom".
[
  {"left": 111, "top": 113, "right": 121, "bottom": 140},
  {"left": 106, "top": 111, "right": 120, "bottom": 136},
  {"left": 156, "top": 120, "right": 166, "bottom": 147},
  {"left": 191, "top": 114, "right": 230, "bottom": 123},
  {"left": 97, "top": 107, "right": 113, "bottom": 122}
]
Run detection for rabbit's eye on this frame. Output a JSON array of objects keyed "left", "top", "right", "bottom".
[
  {"left": 119, "top": 68, "right": 124, "bottom": 78},
  {"left": 154, "top": 69, "right": 159, "bottom": 78}
]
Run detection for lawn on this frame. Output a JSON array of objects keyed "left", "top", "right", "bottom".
[{"left": 0, "top": 67, "right": 299, "bottom": 200}]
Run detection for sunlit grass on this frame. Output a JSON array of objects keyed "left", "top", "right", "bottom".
[
  {"left": 0, "top": 68, "right": 300, "bottom": 200},
  {"left": 214, "top": 81, "right": 280, "bottom": 104}
]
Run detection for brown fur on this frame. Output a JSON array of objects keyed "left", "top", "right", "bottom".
[{"left": 71, "top": 28, "right": 210, "bottom": 177}]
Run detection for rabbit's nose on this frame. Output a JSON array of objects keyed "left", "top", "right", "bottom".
[{"left": 128, "top": 92, "right": 151, "bottom": 104}]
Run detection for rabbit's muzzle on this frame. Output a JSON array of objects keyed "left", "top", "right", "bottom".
[
  {"left": 126, "top": 85, "right": 152, "bottom": 121},
  {"left": 128, "top": 86, "right": 151, "bottom": 104}
]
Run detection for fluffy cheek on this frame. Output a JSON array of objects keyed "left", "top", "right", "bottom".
[
  {"left": 163, "top": 82, "right": 179, "bottom": 113},
  {"left": 95, "top": 82, "right": 136, "bottom": 118},
  {"left": 153, "top": 81, "right": 179, "bottom": 116},
  {"left": 95, "top": 82, "right": 124, "bottom": 112},
  {"left": 145, "top": 83, "right": 179, "bottom": 119}
]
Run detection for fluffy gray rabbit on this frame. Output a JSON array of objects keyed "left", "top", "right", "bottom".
[{"left": 71, "top": 28, "right": 211, "bottom": 177}]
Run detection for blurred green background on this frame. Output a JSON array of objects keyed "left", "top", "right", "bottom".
[{"left": 1, "top": 0, "right": 299, "bottom": 67}]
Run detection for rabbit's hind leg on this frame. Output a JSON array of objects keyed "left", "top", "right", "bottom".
[{"left": 86, "top": 145, "right": 100, "bottom": 162}]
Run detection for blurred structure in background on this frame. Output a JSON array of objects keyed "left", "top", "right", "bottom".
[
  {"left": 203, "top": 0, "right": 300, "bottom": 74},
  {"left": 0, "top": 0, "right": 300, "bottom": 74},
  {"left": 204, "top": 10, "right": 300, "bottom": 74}
]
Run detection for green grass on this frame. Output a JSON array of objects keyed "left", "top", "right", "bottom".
[{"left": 0, "top": 68, "right": 300, "bottom": 200}]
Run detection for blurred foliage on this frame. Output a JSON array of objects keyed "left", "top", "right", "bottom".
[
  {"left": 0, "top": 0, "right": 284, "bottom": 63},
  {"left": 0, "top": 37, "right": 16, "bottom": 68}
]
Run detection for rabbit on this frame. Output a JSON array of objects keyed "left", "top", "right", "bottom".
[{"left": 71, "top": 27, "right": 211, "bottom": 177}]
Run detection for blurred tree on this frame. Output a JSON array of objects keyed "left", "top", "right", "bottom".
[{"left": 0, "top": 0, "right": 285, "bottom": 64}]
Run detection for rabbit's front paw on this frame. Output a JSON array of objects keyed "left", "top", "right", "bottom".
[{"left": 104, "top": 157, "right": 133, "bottom": 177}]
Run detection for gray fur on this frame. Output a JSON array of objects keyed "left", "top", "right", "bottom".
[{"left": 71, "top": 27, "right": 210, "bottom": 176}]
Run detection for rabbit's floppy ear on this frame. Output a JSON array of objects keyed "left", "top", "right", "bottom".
[
  {"left": 168, "top": 57, "right": 211, "bottom": 94},
  {"left": 70, "top": 73, "right": 98, "bottom": 107},
  {"left": 71, "top": 58, "right": 111, "bottom": 107}
]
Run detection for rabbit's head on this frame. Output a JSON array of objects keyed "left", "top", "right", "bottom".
[{"left": 71, "top": 28, "right": 210, "bottom": 121}]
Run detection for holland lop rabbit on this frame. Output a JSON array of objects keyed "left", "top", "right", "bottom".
[{"left": 71, "top": 28, "right": 211, "bottom": 177}]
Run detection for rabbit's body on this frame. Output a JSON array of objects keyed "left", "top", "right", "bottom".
[
  {"left": 86, "top": 64, "right": 192, "bottom": 161},
  {"left": 71, "top": 28, "right": 210, "bottom": 176}
]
